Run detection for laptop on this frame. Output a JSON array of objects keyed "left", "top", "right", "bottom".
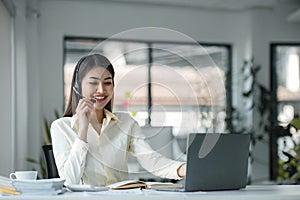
[{"left": 154, "top": 133, "right": 250, "bottom": 192}]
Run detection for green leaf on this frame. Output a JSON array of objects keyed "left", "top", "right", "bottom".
[{"left": 26, "top": 157, "right": 40, "bottom": 165}]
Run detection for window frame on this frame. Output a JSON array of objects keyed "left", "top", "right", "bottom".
[
  {"left": 270, "top": 42, "right": 300, "bottom": 180},
  {"left": 63, "top": 36, "right": 232, "bottom": 127}
]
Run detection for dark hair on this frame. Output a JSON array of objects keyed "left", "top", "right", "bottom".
[{"left": 63, "top": 54, "right": 115, "bottom": 117}]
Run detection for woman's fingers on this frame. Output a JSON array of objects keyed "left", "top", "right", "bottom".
[
  {"left": 76, "top": 99, "right": 94, "bottom": 142},
  {"left": 177, "top": 163, "right": 186, "bottom": 178},
  {"left": 76, "top": 99, "right": 94, "bottom": 113}
]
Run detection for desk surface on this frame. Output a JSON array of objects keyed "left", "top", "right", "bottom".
[{"left": 1, "top": 185, "right": 300, "bottom": 200}]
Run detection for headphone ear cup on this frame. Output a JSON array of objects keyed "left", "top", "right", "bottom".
[
  {"left": 74, "top": 76, "right": 80, "bottom": 91},
  {"left": 73, "top": 66, "right": 81, "bottom": 102},
  {"left": 73, "top": 67, "right": 80, "bottom": 92},
  {"left": 73, "top": 56, "right": 86, "bottom": 92}
]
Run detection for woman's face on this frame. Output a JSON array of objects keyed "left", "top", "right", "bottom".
[{"left": 81, "top": 67, "right": 114, "bottom": 110}]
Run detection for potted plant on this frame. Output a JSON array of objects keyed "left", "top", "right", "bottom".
[
  {"left": 27, "top": 110, "right": 61, "bottom": 178},
  {"left": 277, "top": 117, "right": 300, "bottom": 184}
]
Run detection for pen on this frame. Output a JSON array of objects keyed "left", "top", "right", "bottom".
[{"left": 0, "top": 187, "right": 20, "bottom": 195}]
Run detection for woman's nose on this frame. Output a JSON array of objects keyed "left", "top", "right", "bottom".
[{"left": 96, "top": 83, "right": 104, "bottom": 93}]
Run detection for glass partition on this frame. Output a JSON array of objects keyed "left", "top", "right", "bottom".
[{"left": 64, "top": 37, "right": 231, "bottom": 133}]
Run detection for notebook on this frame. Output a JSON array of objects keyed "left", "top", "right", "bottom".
[{"left": 154, "top": 133, "right": 250, "bottom": 192}]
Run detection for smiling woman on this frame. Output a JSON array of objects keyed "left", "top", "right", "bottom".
[
  {"left": 50, "top": 54, "right": 186, "bottom": 186},
  {"left": 63, "top": 54, "right": 115, "bottom": 117}
]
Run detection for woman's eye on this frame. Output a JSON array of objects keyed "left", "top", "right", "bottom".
[
  {"left": 89, "top": 82, "right": 99, "bottom": 85},
  {"left": 104, "top": 82, "right": 112, "bottom": 85}
]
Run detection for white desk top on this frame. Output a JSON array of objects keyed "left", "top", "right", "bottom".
[{"left": 1, "top": 185, "right": 300, "bottom": 200}]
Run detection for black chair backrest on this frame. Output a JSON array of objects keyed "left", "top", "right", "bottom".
[{"left": 42, "top": 145, "right": 59, "bottom": 179}]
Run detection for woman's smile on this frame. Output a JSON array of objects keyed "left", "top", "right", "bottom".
[{"left": 94, "top": 95, "right": 107, "bottom": 101}]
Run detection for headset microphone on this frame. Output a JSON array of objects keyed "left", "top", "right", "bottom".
[{"left": 73, "top": 86, "right": 96, "bottom": 103}]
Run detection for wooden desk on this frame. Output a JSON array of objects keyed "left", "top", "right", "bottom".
[{"left": 1, "top": 185, "right": 300, "bottom": 200}]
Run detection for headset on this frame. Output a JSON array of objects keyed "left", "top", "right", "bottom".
[{"left": 72, "top": 56, "right": 96, "bottom": 103}]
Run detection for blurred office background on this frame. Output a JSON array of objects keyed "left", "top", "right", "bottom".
[{"left": 1, "top": 0, "right": 300, "bottom": 183}]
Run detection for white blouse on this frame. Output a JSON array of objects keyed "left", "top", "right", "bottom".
[{"left": 50, "top": 110, "right": 183, "bottom": 186}]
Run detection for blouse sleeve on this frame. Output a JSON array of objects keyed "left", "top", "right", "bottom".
[
  {"left": 50, "top": 119, "right": 89, "bottom": 185},
  {"left": 128, "top": 121, "right": 184, "bottom": 180}
]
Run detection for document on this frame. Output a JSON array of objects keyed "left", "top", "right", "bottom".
[{"left": 107, "top": 180, "right": 183, "bottom": 190}]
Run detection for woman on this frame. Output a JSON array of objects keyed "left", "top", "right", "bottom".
[{"left": 51, "top": 54, "right": 186, "bottom": 186}]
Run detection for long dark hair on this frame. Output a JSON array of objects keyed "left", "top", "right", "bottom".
[{"left": 63, "top": 54, "right": 115, "bottom": 117}]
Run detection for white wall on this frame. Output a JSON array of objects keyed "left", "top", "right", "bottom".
[
  {"left": 0, "top": 0, "right": 12, "bottom": 176},
  {"left": 14, "top": 0, "right": 29, "bottom": 171},
  {"left": 7, "top": 0, "right": 300, "bottom": 181},
  {"left": 26, "top": 0, "right": 42, "bottom": 171},
  {"left": 37, "top": 0, "right": 251, "bottom": 118}
]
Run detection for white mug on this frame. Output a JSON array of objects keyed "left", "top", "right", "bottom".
[{"left": 9, "top": 171, "right": 38, "bottom": 180}]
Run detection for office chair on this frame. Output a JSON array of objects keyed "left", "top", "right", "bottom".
[{"left": 42, "top": 145, "right": 60, "bottom": 178}]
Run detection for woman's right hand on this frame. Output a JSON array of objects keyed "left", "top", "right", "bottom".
[{"left": 76, "top": 99, "right": 94, "bottom": 142}]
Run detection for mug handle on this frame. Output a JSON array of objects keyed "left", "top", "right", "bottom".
[{"left": 9, "top": 173, "right": 17, "bottom": 180}]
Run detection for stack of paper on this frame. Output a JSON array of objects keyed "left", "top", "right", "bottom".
[
  {"left": 0, "top": 176, "right": 20, "bottom": 195},
  {"left": 67, "top": 184, "right": 109, "bottom": 192},
  {"left": 12, "top": 178, "right": 65, "bottom": 195}
]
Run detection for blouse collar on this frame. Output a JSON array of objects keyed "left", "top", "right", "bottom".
[{"left": 71, "top": 109, "right": 119, "bottom": 129}]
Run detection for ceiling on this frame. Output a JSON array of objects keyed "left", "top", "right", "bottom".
[
  {"left": 54, "top": 0, "right": 300, "bottom": 11},
  {"left": 97, "top": 0, "right": 300, "bottom": 21},
  {"left": 113, "top": 0, "right": 280, "bottom": 11},
  {"left": 46, "top": 0, "right": 300, "bottom": 21}
]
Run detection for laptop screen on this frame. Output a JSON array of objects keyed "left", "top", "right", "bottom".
[{"left": 184, "top": 133, "right": 250, "bottom": 191}]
